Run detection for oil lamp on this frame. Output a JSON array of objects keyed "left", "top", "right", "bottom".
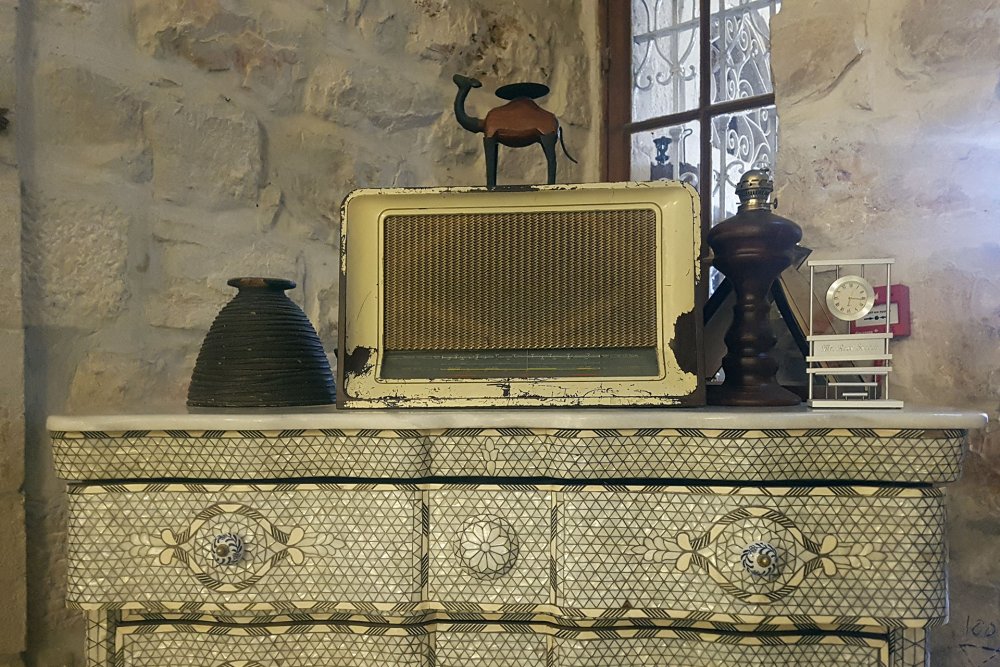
[{"left": 707, "top": 168, "right": 802, "bottom": 406}]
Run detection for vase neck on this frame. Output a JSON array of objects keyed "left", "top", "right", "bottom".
[{"left": 227, "top": 277, "right": 296, "bottom": 292}]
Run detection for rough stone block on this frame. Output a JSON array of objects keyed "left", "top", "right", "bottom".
[
  {"left": 315, "top": 282, "right": 339, "bottom": 357},
  {"left": 0, "top": 3, "right": 15, "bottom": 106},
  {"left": 303, "top": 59, "right": 442, "bottom": 132},
  {"left": 34, "top": 62, "right": 148, "bottom": 181},
  {"left": 422, "top": 112, "right": 482, "bottom": 177},
  {"left": 327, "top": 0, "right": 405, "bottom": 28},
  {"left": 402, "top": 0, "right": 477, "bottom": 64},
  {"left": 146, "top": 103, "right": 264, "bottom": 208},
  {"left": 0, "top": 492, "right": 25, "bottom": 656},
  {"left": 146, "top": 218, "right": 306, "bottom": 331},
  {"left": 144, "top": 280, "right": 231, "bottom": 333},
  {"left": 0, "top": 165, "right": 21, "bottom": 330},
  {"left": 403, "top": 2, "right": 550, "bottom": 83},
  {"left": 930, "top": 456, "right": 1000, "bottom": 662},
  {"left": 329, "top": 0, "right": 415, "bottom": 55},
  {"left": 771, "top": 1, "right": 870, "bottom": 106},
  {"left": 38, "top": 0, "right": 94, "bottom": 23},
  {"left": 899, "top": 0, "right": 1000, "bottom": 71},
  {"left": 22, "top": 197, "right": 130, "bottom": 327},
  {"left": 0, "top": 328, "right": 23, "bottom": 495},
  {"left": 67, "top": 348, "right": 190, "bottom": 412},
  {"left": 268, "top": 122, "right": 382, "bottom": 228},
  {"left": 549, "top": 53, "right": 592, "bottom": 127},
  {"left": 892, "top": 249, "right": 1000, "bottom": 409},
  {"left": 132, "top": 0, "right": 303, "bottom": 110}
]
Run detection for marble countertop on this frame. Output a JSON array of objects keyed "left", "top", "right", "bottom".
[{"left": 48, "top": 405, "right": 988, "bottom": 433}]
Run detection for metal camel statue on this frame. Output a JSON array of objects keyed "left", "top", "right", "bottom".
[{"left": 452, "top": 74, "right": 576, "bottom": 189}]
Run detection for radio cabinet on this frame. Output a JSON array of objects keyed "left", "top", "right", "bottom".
[
  {"left": 50, "top": 407, "right": 985, "bottom": 666},
  {"left": 338, "top": 183, "right": 704, "bottom": 408}
]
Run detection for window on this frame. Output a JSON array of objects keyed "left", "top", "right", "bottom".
[{"left": 604, "top": 0, "right": 781, "bottom": 230}]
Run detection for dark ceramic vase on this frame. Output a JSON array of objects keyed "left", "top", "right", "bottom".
[{"left": 187, "top": 277, "right": 335, "bottom": 408}]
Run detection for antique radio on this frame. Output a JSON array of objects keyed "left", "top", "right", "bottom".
[{"left": 337, "top": 182, "right": 703, "bottom": 408}]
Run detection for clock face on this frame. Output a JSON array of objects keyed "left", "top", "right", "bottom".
[{"left": 826, "top": 275, "right": 876, "bottom": 321}]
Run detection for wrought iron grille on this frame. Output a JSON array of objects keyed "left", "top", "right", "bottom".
[{"left": 606, "top": 0, "right": 780, "bottom": 227}]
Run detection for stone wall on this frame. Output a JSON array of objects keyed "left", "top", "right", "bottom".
[
  {"left": 19, "top": 1, "right": 600, "bottom": 663},
  {"left": 0, "top": 0, "right": 24, "bottom": 664},
  {"left": 772, "top": 1, "right": 1000, "bottom": 664},
  {"left": 14, "top": 0, "right": 1000, "bottom": 664}
]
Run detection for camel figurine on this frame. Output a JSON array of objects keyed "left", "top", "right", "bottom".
[{"left": 452, "top": 74, "right": 576, "bottom": 189}]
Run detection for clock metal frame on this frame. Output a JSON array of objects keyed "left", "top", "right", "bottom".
[{"left": 806, "top": 259, "right": 902, "bottom": 409}]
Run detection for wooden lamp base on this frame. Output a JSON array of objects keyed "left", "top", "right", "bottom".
[{"left": 707, "top": 169, "right": 802, "bottom": 407}]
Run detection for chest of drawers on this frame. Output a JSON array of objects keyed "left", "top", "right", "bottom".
[{"left": 49, "top": 407, "right": 985, "bottom": 666}]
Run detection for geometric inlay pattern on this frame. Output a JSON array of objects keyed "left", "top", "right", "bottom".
[
  {"left": 51, "top": 427, "right": 968, "bottom": 484},
  {"left": 428, "top": 488, "right": 551, "bottom": 606},
  {"left": 557, "top": 486, "right": 946, "bottom": 622},
  {"left": 113, "top": 621, "right": 890, "bottom": 667},
  {"left": 130, "top": 503, "right": 344, "bottom": 592},
  {"left": 120, "top": 624, "right": 428, "bottom": 667},
  {"left": 67, "top": 482, "right": 945, "bottom": 626},
  {"left": 69, "top": 485, "right": 423, "bottom": 609},
  {"left": 55, "top": 414, "right": 976, "bottom": 666},
  {"left": 889, "top": 628, "right": 928, "bottom": 667},
  {"left": 436, "top": 629, "right": 547, "bottom": 666},
  {"left": 87, "top": 612, "right": 116, "bottom": 667},
  {"left": 629, "top": 506, "right": 883, "bottom": 604},
  {"left": 555, "top": 635, "right": 886, "bottom": 667}
]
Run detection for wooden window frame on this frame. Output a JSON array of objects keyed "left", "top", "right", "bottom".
[{"left": 601, "top": 0, "right": 776, "bottom": 230}]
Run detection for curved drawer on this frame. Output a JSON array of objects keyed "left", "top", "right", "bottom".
[
  {"left": 556, "top": 485, "right": 945, "bottom": 625},
  {"left": 66, "top": 483, "right": 945, "bottom": 626},
  {"left": 117, "top": 621, "right": 889, "bottom": 667},
  {"left": 67, "top": 484, "right": 424, "bottom": 609}
]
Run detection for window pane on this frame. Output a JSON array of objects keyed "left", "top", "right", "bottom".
[
  {"left": 631, "top": 0, "right": 700, "bottom": 122},
  {"left": 710, "top": 105, "right": 777, "bottom": 222},
  {"left": 629, "top": 122, "right": 700, "bottom": 186},
  {"left": 711, "top": 0, "right": 780, "bottom": 104}
]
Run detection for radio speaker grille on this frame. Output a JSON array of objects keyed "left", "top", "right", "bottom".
[{"left": 383, "top": 209, "right": 658, "bottom": 350}]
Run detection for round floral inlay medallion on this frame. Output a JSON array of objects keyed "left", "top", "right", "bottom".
[{"left": 457, "top": 516, "right": 519, "bottom": 579}]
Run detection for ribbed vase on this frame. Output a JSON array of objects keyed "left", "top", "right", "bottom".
[{"left": 187, "top": 277, "right": 335, "bottom": 408}]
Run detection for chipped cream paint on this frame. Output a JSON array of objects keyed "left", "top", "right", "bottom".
[{"left": 337, "top": 182, "right": 703, "bottom": 408}]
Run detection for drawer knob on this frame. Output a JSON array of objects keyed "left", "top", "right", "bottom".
[
  {"left": 212, "top": 534, "right": 246, "bottom": 566},
  {"left": 741, "top": 541, "right": 780, "bottom": 578},
  {"left": 458, "top": 516, "right": 519, "bottom": 579}
]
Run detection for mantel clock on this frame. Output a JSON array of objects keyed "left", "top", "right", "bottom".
[{"left": 807, "top": 258, "right": 903, "bottom": 408}]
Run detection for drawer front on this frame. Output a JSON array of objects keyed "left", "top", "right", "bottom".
[
  {"left": 67, "top": 484, "right": 423, "bottom": 608},
  {"left": 116, "top": 622, "right": 888, "bottom": 667},
  {"left": 121, "top": 624, "right": 430, "bottom": 667},
  {"left": 427, "top": 488, "right": 552, "bottom": 606},
  {"left": 68, "top": 484, "right": 944, "bottom": 626},
  {"left": 557, "top": 486, "right": 946, "bottom": 623}
]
